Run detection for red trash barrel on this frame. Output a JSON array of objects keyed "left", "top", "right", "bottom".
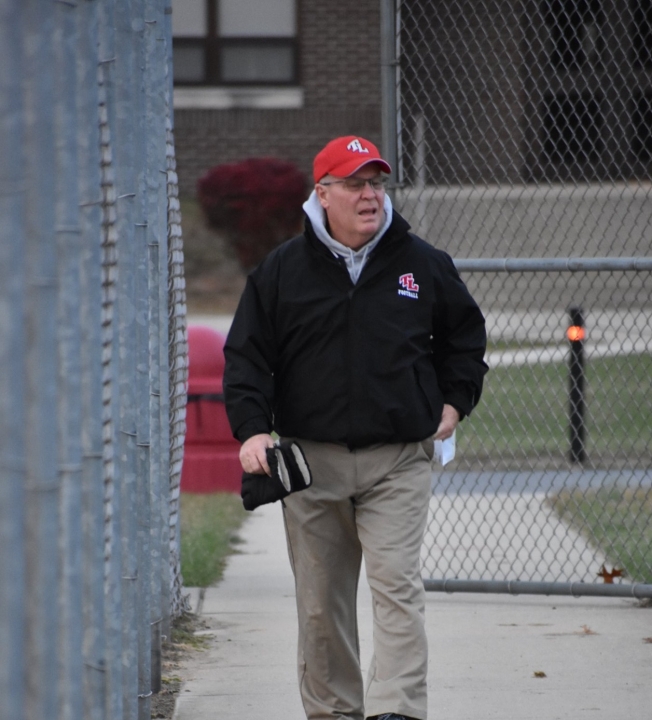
[{"left": 181, "top": 325, "right": 242, "bottom": 493}]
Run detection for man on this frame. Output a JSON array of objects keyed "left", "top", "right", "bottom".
[{"left": 224, "top": 136, "right": 488, "bottom": 720}]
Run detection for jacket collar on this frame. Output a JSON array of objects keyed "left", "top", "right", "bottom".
[
  {"left": 302, "top": 190, "right": 393, "bottom": 256},
  {"left": 303, "top": 203, "right": 412, "bottom": 261}
]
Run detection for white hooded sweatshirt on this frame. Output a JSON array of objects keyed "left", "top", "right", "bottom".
[{"left": 302, "top": 190, "right": 394, "bottom": 284}]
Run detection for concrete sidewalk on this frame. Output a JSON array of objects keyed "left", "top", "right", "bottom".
[{"left": 174, "top": 501, "right": 651, "bottom": 720}]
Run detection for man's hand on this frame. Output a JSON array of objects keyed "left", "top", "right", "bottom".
[
  {"left": 239, "top": 433, "right": 275, "bottom": 476},
  {"left": 433, "top": 404, "right": 460, "bottom": 441}
]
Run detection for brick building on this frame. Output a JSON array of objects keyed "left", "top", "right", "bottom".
[
  {"left": 172, "top": 0, "right": 383, "bottom": 197},
  {"left": 171, "top": 1, "right": 652, "bottom": 197}
]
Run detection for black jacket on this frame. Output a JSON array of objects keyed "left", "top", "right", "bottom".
[{"left": 224, "top": 211, "right": 488, "bottom": 449}]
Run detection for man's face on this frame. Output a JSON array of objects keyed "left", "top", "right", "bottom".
[{"left": 315, "top": 164, "right": 386, "bottom": 249}]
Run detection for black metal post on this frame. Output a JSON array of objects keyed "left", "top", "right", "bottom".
[{"left": 568, "top": 306, "right": 586, "bottom": 464}]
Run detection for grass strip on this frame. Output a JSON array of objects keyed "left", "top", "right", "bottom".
[
  {"left": 458, "top": 353, "right": 652, "bottom": 461},
  {"left": 549, "top": 487, "right": 652, "bottom": 583},
  {"left": 180, "top": 492, "right": 248, "bottom": 588}
]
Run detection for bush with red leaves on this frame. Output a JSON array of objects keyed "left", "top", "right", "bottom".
[{"left": 197, "top": 158, "right": 308, "bottom": 271}]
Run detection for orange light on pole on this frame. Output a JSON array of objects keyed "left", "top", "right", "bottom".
[{"left": 567, "top": 325, "right": 586, "bottom": 342}]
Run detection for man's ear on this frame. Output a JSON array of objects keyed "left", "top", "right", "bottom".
[{"left": 315, "top": 183, "right": 329, "bottom": 210}]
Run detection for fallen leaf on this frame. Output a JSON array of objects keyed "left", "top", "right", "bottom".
[
  {"left": 643, "top": 637, "right": 652, "bottom": 644},
  {"left": 533, "top": 671, "right": 547, "bottom": 678},
  {"left": 597, "top": 565, "right": 624, "bottom": 584},
  {"left": 577, "top": 624, "right": 598, "bottom": 635}
]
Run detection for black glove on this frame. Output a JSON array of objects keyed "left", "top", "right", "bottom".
[{"left": 241, "top": 441, "right": 312, "bottom": 511}]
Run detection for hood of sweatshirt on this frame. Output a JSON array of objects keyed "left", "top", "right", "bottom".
[{"left": 302, "top": 190, "right": 394, "bottom": 284}]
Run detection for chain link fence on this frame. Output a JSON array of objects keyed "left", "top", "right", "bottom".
[
  {"left": 382, "top": 0, "right": 652, "bottom": 597},
  {"left": 0, "top": 1, "right": 189, "bottom": 719}
]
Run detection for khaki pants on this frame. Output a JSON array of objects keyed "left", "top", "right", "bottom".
[{"left": 282, "top": 440, "right": 433, "bottom": 720}]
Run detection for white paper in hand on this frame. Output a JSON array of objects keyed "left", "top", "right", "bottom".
[{"left": 434, "top": 429, "right": 456, "bottom": 466}]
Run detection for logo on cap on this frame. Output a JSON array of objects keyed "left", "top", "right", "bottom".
[
  {"left": 313, "top": 135, "right": 391, "bottom": 182},
  {"left": 346, "top": 139, "right": 370, "bottom": 154}
]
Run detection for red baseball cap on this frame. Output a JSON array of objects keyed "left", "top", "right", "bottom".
[{"left": 313, "top": 136, "right": 392, "bottom": 182}]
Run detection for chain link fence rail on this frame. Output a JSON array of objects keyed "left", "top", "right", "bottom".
[
  {"left": 0, "top": 1, "right": 189, "bottom": 719},
  {"left": 381, "top": 0, "right": 652, "bottom": 598}
]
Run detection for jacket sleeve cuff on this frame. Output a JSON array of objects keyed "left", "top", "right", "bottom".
[
  {"left": 442, "top": 388, "right": 476, "bottom": 420},
  {"left": 444, "top": 401, "right": 466, "bottom": 421},
  {"left": 235, "top": 417, "right": 273, "bottom": 443}
]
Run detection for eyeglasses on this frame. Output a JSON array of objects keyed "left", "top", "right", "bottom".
[{"left": 319, "top": 176, "right": 388, "bottom": 192}]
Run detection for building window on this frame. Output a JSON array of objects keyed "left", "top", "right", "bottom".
[
  {"left": 172, "top": 0, "right": 298, "bottom": 85},
  {"left": 631, "top": 0, "right": 652, "bottom": 69},
  {"left": 541, "top": 91, "right": 603, "bottom": 165},
  {"left": 632, "top": 90, "right": 652, "bottom": 164},
  {"left": 542, "top": 0, "right": 604, "bottom": 70}
]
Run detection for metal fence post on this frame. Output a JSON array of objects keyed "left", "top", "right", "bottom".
[
  {"left": 144, "top": 0, "right": 170, "bottom": 694},
  {"left": 78, "top": 2, "right": 108, "bottom": 719},
  {"left": 129, "top": 1, "right": 154, "bottom": 715},
  {"left": 0, "top": 2, "right": 26, "bottom": 719},
  {"left": 113, "top": 0, "right": 141, "bottom": 716},
  {"left": 54, "top": 2, "right": 85, "bottom": 718},
  {"left": 23, "top": 1, "right": 60, "bottom": 718},
  {"left": 98, "top": 1, "right": 126, "bottom": 717},
  {"left": 380, "top": 0, "right": 399, "bottom": 199}
]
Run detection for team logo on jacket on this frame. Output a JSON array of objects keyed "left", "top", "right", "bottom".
[{"left": 398, "top": 273, "right": 419, "bottom": 299}]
